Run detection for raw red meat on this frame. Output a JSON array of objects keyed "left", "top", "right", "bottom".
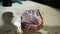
[{"left": 21, "top": 9, "right": 43, "bottom": 30}]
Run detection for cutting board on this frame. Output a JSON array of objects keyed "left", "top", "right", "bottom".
[{"left": 0, "top": 1, "right": 60, "bottom": 34}]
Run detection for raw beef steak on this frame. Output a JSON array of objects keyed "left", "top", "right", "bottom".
[{"left": 21, "top": 9, "right": 43, "bottom": 30}]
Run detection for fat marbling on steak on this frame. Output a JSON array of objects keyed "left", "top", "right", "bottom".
[{"left": 21, "top": 9, "right": 43, "bottom": 30}]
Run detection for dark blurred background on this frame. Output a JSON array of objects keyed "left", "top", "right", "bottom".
[
  {"left": 0, "top": 0, "right": 60, "bottom": 9},
  {"left": 31, "top": 0, "right": 60, "bottom": 9}
]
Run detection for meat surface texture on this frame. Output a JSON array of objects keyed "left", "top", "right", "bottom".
[{"left": 21, "top": 9, "right": 43, "bottom": 30}]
